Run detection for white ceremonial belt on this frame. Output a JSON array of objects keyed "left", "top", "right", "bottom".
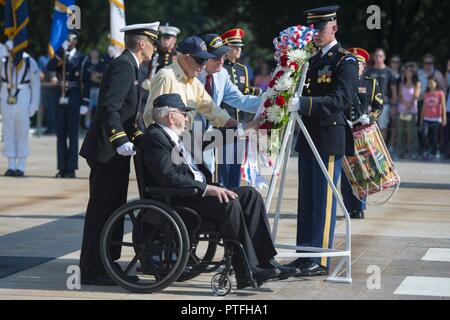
[{"left": 1, "top": 83, "right": 29, "bottom": 90}]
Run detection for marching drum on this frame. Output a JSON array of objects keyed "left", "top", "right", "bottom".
[{"left": 342, "top": 123, "right": 400, "bottom": 204}]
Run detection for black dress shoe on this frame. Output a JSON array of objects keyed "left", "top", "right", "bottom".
[
  {"left": 265, "top": 259, "right": 298, "bottom": 280},
  {"left": 4, "top": 169, "right": 15, "bottom": 176},
  {"left": 350, "top": 210, "right": 365, "bottom": 219},
  {"left": 235, "top": 275, "right": 258, "bottom": 290},
  {"left": 13, "top": 170, "right": 24, "bottom": 177},
  {"left": 64, "top": 171, "right": 76, "bottom": 178},
  {"left": 298, "top": 261, "right": 329, "bottom": 277},
  {"left": 284, "top": 258, "right": 313, "bottom": 277},
  {"left": 235, "top": 267, "right": 281, "bottom": 290},
  {"left": 253, "top": 267, "right": 282, "bottom": 285},
  {"left": 81, "top": 275, "right": 116, "bottom": 286},
  {"left": 55, "top": 171, "right": 65, "bottom": 178}
]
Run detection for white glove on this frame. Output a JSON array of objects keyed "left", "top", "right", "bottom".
[
  {"left": 357, "top": 114, "right": 371, "bottom": 126},
  {"left": 80, "top": 105, "right": 89, "bottom": 115},
  {"left": 141, "top": 79, "right": 151, "bottom": 91},
  {"left": 61, "top": 40, "right": 69, "bottom": 51},
  {"left": 289, "top": 96, "right": 300, "bottom": 111},
  {"left": 116, "top": 142, "right": 135, "bottom": 156},
  {"left": 29, "top": 108, "right": 37, "bottom": 117}
]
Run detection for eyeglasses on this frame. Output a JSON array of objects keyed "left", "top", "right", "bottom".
[
  {"left": 391, "top": 60, "right": 400, "bottom": 64},
  {"left": 171, "top": 110, "right": 188, "bottom": 117},
  {"left": 191, "top": 55, "right": 208, "bottom": 67},
  {"left": 424, "top": 61, "right": 434, "bottom": 65}
]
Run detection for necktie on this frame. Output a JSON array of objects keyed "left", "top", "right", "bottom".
[
  {"left": 178, "top": 138, "right": 206, "bottom": 183},
  {"left": 202, "top": 74, "right": 213, "bottom": 130},
  {"left": 204, "top": 74, "right": 213, "bottom": 96}
]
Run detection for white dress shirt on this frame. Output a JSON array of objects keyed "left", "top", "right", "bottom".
[
  {"left": 159, "top": 124, "right": 206, "bottom": 183},
  {"left": 320, "top": 39, "right": 338, "bottom": 57},
  {"left": 129, "top": 50, "right": 140, "bottom": 69}
]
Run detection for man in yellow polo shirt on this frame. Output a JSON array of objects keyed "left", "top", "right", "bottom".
[{"left": 144, "top": 36, "right": 238, "bottom": 129}]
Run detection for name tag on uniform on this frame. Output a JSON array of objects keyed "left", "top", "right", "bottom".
[
  {"left": 358, "top": 87, "right": 367, "bottom": 94},
  {"left": 240, "top": 76, "right": 246, "bottom": 84},
  {"left": 59, "top": 97, "right": 69, "bottom": 105}
]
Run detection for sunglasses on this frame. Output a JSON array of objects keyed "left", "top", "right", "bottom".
[
  {"left": 191, "top": 55, "right": 208, "bottom": 67},
  {"left": 424, "top": 61, "right": 434, "bottom": 65},
  {"left": 172, "top": 110, "right": 188, "bottom": 117}
]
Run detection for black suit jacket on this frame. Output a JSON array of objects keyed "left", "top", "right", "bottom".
[
  {"left": 79, "top": 49, "right": 142, "bottom": 163},
  {"left": 139, "top": 124, "right": 212, "bottom": 195},
  {"left": 295, "top": 43, "right": 358, "bottom": 157}
]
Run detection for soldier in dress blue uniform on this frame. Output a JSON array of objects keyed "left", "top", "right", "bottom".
[
  {"left": 341, "top": 47, "right": 384, "bottom": 219},
  {"left": 220, "top": 28, "right": 261, "bottom": 123},
  {"left": 47, "top": 30, "right": 89, "bottom": 178},
  {"left": 218, "top": 29, "right": 261, "bottom": 188},
  {"left": 285, "top": 6, "right": 359, "bottom": 277}
]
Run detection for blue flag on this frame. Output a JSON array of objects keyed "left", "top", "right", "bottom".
[
  {"left": 48, "top": 0, "right": 76, "bottom": 58},
  {"left": 4, "top": 0, "right": 29, "bottom": 66}
]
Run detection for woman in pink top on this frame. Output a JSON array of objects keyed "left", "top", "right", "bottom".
[
  {"left": 420, "top": 77, "right": 447, "bottom": 158},
  {"left": 396, "top": 63, "right": 421, "bottom": 159}
]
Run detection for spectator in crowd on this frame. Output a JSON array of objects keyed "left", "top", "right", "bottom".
[
  {"left": 253, "top": 62, "right": 272, "bottom": 91},
  {"left": 389, "top": 54, "right": 402, "bottom": 153},
  {"left": 442, "top": 59, "right": 450, "bottom": 158},
  {"left": 389, "top": 55, "right": 402, "bottom": 82},
  {"left": 365, "top": 48, "right": 397, "bottom": 141},
  {"left": 419, "top": 54, "right": 448, "bottom": 94},
  {"left": 420, "top": 77, "right": 447, "bottom": 159},
  {"left": 418, "top": 54, "right": 448, "bottom": 155},
  {"left": 396, "top": 62, "right": 421, "bottom": 159},
  {"left": 37, "top": 54, "right": 56, "bottom": 134},
  {"left": 81, "top": 49, "right": 101, "bottom": 128}
]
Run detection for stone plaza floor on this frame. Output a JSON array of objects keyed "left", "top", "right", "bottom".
[{"left": 0, "top": 135, "right": 450, "bottom": 300}]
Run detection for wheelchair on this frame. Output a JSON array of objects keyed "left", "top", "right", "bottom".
[{"left": 99, "top": 150, "right": 258, "bottom": 296}]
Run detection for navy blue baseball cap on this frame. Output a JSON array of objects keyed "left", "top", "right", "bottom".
[
  {"left": 201, "top": 34, "right": 231, "bottom": 58},
  {"left": 153, "top": 93, "right": 195, "bottom": 112},
  {"left": 177, "top": 36, "right": 215, "bottom": 60}
]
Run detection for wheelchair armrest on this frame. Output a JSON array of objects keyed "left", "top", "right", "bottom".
[{"left": 145, "top": 186, "right": 199, "bottom": 198}]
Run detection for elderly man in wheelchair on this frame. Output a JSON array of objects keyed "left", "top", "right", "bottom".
[{"left": 98, "top": 93, "right": 295, "bottom": 295}]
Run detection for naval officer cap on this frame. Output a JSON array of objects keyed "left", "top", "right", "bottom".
[
  {"left": 160, "top": 23, "right": 181, "bottom": 37},
  {"left": 120, "top": 22, "right": 160, "bottom": 42},
  {"left": 153, "top": 93, "right": 196, "bottom": 112},
  {"left": 304, "top": 5, "right": 340, "bottom": 29}
]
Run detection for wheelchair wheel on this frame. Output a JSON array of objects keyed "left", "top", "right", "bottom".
[
  {"left": 211, "top": 272, "right": 232, "bottom": 296},
  {"left": 100, "top": 199, "right": 190, "bottom": 293},
  {"left": 176, "top": 241, "right": 218, "bottom": 282}
]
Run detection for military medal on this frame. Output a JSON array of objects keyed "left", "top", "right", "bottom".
[
  {"left": 7, "top": 96, "right": 17, "bottom": 105},
  {"left": 317, "top": 65, "right": 332, "bottom": 84}
]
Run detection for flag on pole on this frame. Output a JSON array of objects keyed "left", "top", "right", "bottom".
[
  {"left": 48, "top": 0, "right": 75, "bottom": 58},
  {"left": 3, "top": 0, "right": 30, "bottom": 66},
  {"left": 110, "top": 0, "right": 126, "bottom": 58}
]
